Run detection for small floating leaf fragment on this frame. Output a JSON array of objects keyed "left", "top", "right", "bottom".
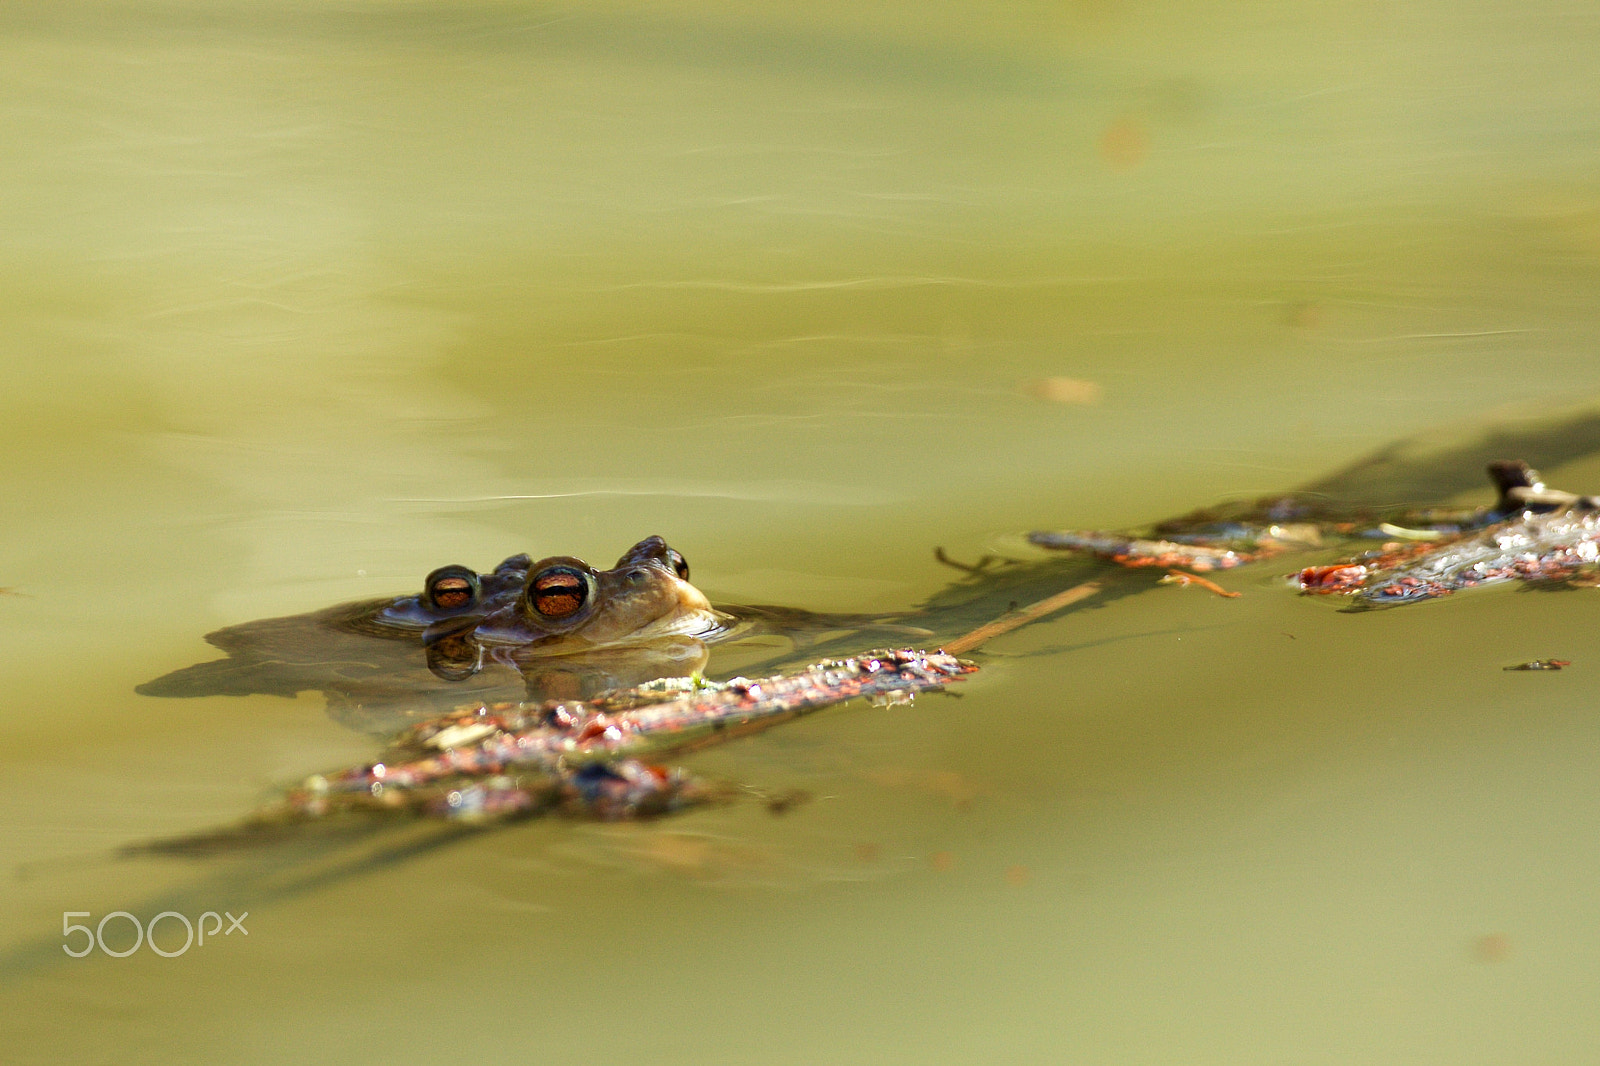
[
  {"left": 1503, "top": 659, "right": 1571, "bottom": 671},
  {"left": 1376, "top": 522, "right": 1446, "bottom": 541},
  {"left": 1022, "top": 377, "right": 1103, "bottom": 405},
  {"left": 1098, "top": 115, "right": 1148, "bottom": 171},
  {"left": 426, "top": 721, "right": 499, "bottom": 750},
  {"left": 1473, "top": 933, "right": 1513, "bottom": 963}
]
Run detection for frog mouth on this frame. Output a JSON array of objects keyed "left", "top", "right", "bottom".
[
  {"left": 623, "top": 605, "right": 739, "bottom": 644},
  {"left": 465, "top": 601, "right": 738, "bottom": 653}
]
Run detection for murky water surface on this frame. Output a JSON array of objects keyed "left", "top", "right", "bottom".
[{"left": 5, "top": 2, "right": 1600, "bottom": 1062}]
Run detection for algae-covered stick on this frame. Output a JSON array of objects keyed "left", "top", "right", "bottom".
[{"left": 135, "top": 649, "right": 978, "bottom": 843}]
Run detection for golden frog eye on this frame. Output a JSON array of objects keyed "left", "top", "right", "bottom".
[
  {"left": 667, "top": 549, "right": 689, "bottom": 581},
  {"left": 424, "top": 565, "right": 481, "bottom": 612},
  {"left": 528, "top": 565, "right": 591, "bottom": 619}
]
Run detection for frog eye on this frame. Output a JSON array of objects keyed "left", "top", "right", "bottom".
[
  {"left": 528, "top": 565, "right": 592, "bottom": 619},
  {"left": 666, "top": 549, "right": 689, "bottom": 581},
  {"left": 424, "top": 565, "right": 481, "bottom": 612}
]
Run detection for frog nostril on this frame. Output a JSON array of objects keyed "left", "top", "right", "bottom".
[{"left": 625, "top": 568, "right": 649, "bottom": 587}]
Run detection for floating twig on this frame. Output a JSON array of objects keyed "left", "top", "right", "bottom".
[
  {"left": 1504, "top": 659, "right": 1571, "bottom": 671},
  {"left": 943, "top": 580, "right": 1105, "bottom": 655}
]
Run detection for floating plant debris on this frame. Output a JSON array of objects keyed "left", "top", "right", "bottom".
[{"left": 1297, "top": 508, "right": 1600, "bottom": 607}]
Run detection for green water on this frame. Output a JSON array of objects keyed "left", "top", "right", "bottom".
[{"left": 4, "top": 2, "right": 1600, "bottom": 1062}]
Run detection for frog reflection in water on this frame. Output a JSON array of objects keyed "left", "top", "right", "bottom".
[{"left": 140, "top": 535, "right": 913, "bottom": 734}]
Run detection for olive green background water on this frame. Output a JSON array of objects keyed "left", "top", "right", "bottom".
[{"left": 4, "top": 2, "right": 1600, "bottom": 1062}]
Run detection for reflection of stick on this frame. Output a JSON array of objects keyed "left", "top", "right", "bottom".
[{"left": 943, "top": 580, "right": 1104, "bottom": 655}]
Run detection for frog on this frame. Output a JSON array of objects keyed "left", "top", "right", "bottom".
[
  {"left": 139, "top": 537, "right": 734, "bottom": 729},
  {"left": 139, "top": 535, "right": 923, "bottom": 734},
  {"left": 344, "top": 536, "right": 716, "bottom": 645}
]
